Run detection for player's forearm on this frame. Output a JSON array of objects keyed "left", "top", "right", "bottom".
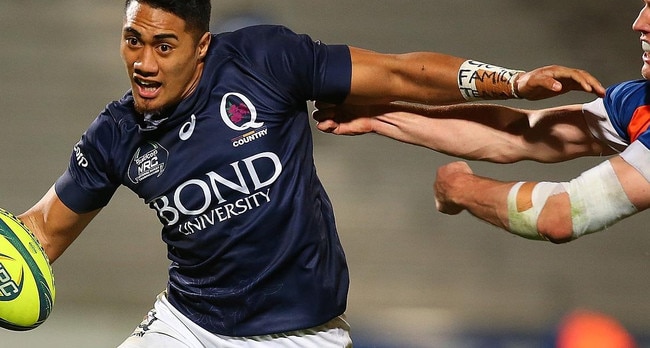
[
  {"left": 18, "top": 186, "right": 99, "bottom": 263},
  {"left": 434, "top": 166, "right": 512, "bottom": 229},
  {"left": 373, "top": 103, "right": 606, "bottom": 163},
  {"left": 387, "top": 52, "right": 468, "bottom": 104},
  {"left": 371, "top": 103, "right": 535, "bottom": 163},
  {"left": 348, "top": 48, "right": 526, "bottom": 105},
  {"left": 347, "top": 49, "right": 465, "bottom": 104}
]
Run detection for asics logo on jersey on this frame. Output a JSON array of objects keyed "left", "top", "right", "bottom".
[
  {"left": 149, "top": 151, "right": 282, "bottom": 232},
  {"left": 179, "top": 114, "right": 196, "bottom": 141},
  {"left": 220, "top": 93, "right": 264, "bottom": 131}
]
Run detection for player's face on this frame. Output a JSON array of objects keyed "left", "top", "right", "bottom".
[
  {"left": 121, "top": 1, "right": 210, "bottom": 115},
  {"left": 633, "top": 0, "right": 650, "bottom": 79}
]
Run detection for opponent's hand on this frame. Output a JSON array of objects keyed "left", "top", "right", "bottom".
[
  {"left": 434, "top": 161, "right": 474, "bottom": 215},
  {"left": 515, "top": 65, "right": 605, "bottom": 100},
  {"left": 312, "top": 101, "right": 384, "bottom": 135}
]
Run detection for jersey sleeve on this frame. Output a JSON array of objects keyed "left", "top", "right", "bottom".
[
  {"left": 54, "top": 113, "right": 120, "bottom": 213},
  {"left": 225, "top": 25, "right": 352, "bottom": 104},
  {"left": 582, "top": 79, "right": 650, "bottom": 152},
  {"left": 585, "top": 79, "right": 650, "bottom": 182},
  {"left": 582, "top": 98, "right": 628, "bottom": 152}
]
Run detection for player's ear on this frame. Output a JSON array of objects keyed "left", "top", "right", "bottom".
[{"left": 197, "top": 32, "right": 211, "bottom": 60}]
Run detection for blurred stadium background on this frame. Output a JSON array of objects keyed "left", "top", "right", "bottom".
[{"left": 1, "top": 1, "right": 648, "bottom": 347}]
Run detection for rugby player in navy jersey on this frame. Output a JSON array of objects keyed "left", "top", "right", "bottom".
[
  {"left": 314, "top": 2, "right": 650, "bottom": 246},
  {"left": 13, "top": 0, "right": 605, "bottom": 346}
]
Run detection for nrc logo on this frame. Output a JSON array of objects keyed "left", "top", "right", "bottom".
[
  {"left": 128, "top": 142, "right": 169, "bottom": 184},
  {"left": 0, "top": 261, "right": 22, "bottom": 300},
  {"left": 136, "top": 150, "right": 162, "bottom": 175}
]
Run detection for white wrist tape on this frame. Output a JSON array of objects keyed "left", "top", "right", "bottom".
[
  {"left": 567, "top": 160, "right": 637, "bottom": 238},
  {"left": 507, "top": 160, "right": 638, "bottom": 241},
  {"left": 457, "top": 60, "right": 524, "bottom": 101},
  {"left": 507, "top": 181, "right": 565, "bottom": 240}
]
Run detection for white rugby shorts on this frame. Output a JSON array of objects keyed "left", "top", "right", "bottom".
[{"left": 117, "top": 291, "right": 353, "bottom": 348}]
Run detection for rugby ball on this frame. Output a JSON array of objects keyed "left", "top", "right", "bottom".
[{"left": 0, "top": 208, "right": 55, "bottom": 330}]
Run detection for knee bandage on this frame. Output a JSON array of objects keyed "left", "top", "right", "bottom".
[{"left": 507, "top": 160, "right": 637, "bottom": 241}]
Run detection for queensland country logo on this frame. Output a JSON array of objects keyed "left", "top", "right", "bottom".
[
  {"left": 227, "top": 102, "right": 250, "bottom": 124},
  {"left": 220, "top": 92, "right": 267, "bottom": 147},
  {"left": 128, "top": 141, "right": 169, "bottom": 184}
]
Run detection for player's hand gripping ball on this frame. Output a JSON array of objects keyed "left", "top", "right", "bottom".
[{"left": 0, "top": 208, "right": 55, "bottom": 330}]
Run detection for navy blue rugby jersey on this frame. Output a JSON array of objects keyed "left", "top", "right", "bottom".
[{"left": 55, "top": 25, "right": 352, "bottom": 336}]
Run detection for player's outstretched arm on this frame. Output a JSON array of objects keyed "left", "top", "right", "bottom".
[
  {"left": 434, "top": 155, "right": 650, "bottom": 243},
  {"left": 313, "top": 102, "right": 613, "bottom": 163},
  {"left": 18, "top": 186, "right": 100, "bottom": 263},
  {"left": 344, "top": 47, "right": 605, "bottom": 105}
]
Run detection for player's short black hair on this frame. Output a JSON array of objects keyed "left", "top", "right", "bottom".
[{"left": 124, "top": 0, "right": 211, "bottom": 36}]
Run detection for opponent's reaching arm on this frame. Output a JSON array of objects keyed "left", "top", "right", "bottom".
[
  {"left": 434, "top": 154, "right": 650, "bottom": 243},
  {"left": 345, "top": 48, "right": 605, "bottom": 105},
  {"left": 314, "top": 102, "right": 615, "bottom": 163},
  {"left": 18, "top": 186, "right": 100, "bottom": 263}
]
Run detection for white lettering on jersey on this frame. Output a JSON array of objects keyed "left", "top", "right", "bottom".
[
  {"left": 177, "top": 188, "right": 272, "bottom": 236},
  {"left": 73, "top": 144, "right": 89, "bottom": 168},
  {"left": 232, "top": 127, "right": 268, "bottom": 148},
  {"left": 149, "top": 151, "right": 282, "bottom": 233}
]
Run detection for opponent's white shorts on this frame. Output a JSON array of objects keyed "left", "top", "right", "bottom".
[{"left": 117, "top": 292, "right": 353, "bottom": 348}]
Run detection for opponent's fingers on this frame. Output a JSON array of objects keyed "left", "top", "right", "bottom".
[
  {"left": 315, "top": 119, "right": 339, "bottom": 133},
  {"left": 433, "top": 185, "right": 464, "bottom": 215},
  {"left": 550, "top": 66, "right": 605, "bottom": 95},
  {"left": 518, "top": 65, "right": 605, "bottom": 99},
  {"left": 542, "top": 66, "right": 605, "bottom": 96},
  {"left": 311, "top": 107, "right": 332, "bottom": 122},
  {"left": 439, "top": 161, "right": 473, "bottom": 175},
  {"left": 433, "top": 162, "right": 472, "bottom": 215},
  {"left": 574, "top": 72, "right": 605, "bottom": 97},
  {"left": 313, "top": 101, "right": 335, "bottom": 110}
]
